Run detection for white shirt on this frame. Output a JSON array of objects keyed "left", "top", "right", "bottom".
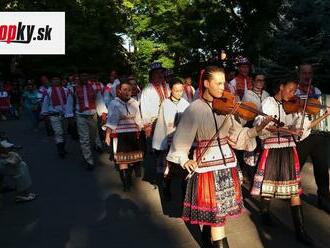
[
  {"left": 140, "top": 82, "right": 170, "bottom": 124},
  {"left": 242, "top": 90, "right": 269, "bottom": 111}
]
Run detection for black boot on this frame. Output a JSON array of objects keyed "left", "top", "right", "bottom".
[
  {"left": 163, "top": 177, "right": 172, "bottom": 201},
  {"left": 291, "top": 205, "right": 314, "bottom": 246},
  {"left": 201, "top": 225, "right": 212, "bottom": 248},
  {"left": 212, "top": 237, "right": 229, "bottom": 248},
  {"left": 318, "top": 194, "right": 330, "bottom": 214},
  {"left": 260, "top": 198, "right": 274, "bottom": 226},
  {"left": 119, "top": 169, "right": 130, "bottom": 192},
  {"left": 128, "top": 167, "right": 133, "bottom": 188},
  {"left": 133, "top": 163, "right": 142, "bottom": 177},
  {"left": 56, "top": 142, "right": 66, "bottom": 158}
]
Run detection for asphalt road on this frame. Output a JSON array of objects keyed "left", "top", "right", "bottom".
[{"left": 0, "top": 116, "right": 329, "bottom": 248}]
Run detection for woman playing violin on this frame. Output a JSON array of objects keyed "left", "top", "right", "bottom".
[
  {"left": 251, "top": 79, "right": 314, "bottom": 246},
  {"left": 166, "top": 66, "right": 272, "bottom": 248}
]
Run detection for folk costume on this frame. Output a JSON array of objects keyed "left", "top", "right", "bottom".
[
  {"left": 167, "top": 98, "right": 259, "bottom": 227},
  {"left": 41, "top": 86, "right": 73, "bottom": 157},
  {"left": 242, "top": 89, "right": 270, "bottom": 168},
  {"left": 251, "top": 96, "right": 310, "bottom": 199},
  {"left": 228, "top": 56, "right": 252, "bottom": 100},
  {"left": 295, "top": 82, "right": 330, "bottom": 213},
  {"left": 153, "top": 97, "right": 189, "bottom": 200},
  {"left": 89, "top": 80, "right": 106, "bottom": 150},
  {"left": 75, "top": 83, "right": 107, "bottom": 168},
  {"left": 140, "top": 81, "right": 170, "bottom": 126},
  {"left": 229, "top": 74, "right": 252, "bottom": 100},
  {"left": 152, "top": 98, "right": 190, "bottom": 172},
  {"left": 105, "top": 97, "right": 143, "bottom": 191},
  {"left": 140, "top": 62, "right": 170, "bottom": 128}
]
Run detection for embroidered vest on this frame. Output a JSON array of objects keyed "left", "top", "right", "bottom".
[
  {"left": 184, "top": 85, "right": 193, "bottom": 102},
  {"left": 152, "top": 82, "right": 169, "bottom": 103},
  {"left": 76, "top": 84, "right": 96, "bottom": 112},
  {"left": 50, "top": 87, "right": 67, "bottom": 107},
  {"left": 235, "top": 75, "right": 252, "bottom": 99}
]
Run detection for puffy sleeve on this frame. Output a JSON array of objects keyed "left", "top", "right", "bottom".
[
  {"left": 105, "top": 102, "right": 120, "bottom": 130},
  {"left": 226, "top": 115, "right": 258, "bottom": 151},
  {"left": 253, "top": 97, "right": 278, "bottom": 140},
  {"left": 166, "top": 106, "right": 199, "bottom": 167}
]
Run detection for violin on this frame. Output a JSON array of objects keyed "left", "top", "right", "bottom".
[
  {"left": 283, "top": 96, "right": 328, "bottom": 115},
  {"left": 212, "top": 91, "right": 284, "bottom": 126}
]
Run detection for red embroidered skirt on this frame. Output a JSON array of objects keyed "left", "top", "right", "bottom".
[
  {"left": 182, "top": 167, "right": 243, "bottom": 227},
  {"left": 251, "top": 147, "right": 302, "bottom": 199},
  {"left": 115, "top": 132, "right": 144, "bottom": 164}
]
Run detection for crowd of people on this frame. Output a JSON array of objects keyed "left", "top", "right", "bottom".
[{"left": 1, "top": 57, "right": 330, "bottom": 248}]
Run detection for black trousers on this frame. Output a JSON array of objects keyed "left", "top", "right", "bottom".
[{"left": 296, "top": 133, "right": 330, "bottom": 196}]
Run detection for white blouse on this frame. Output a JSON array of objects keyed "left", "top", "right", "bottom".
[{"left": 152, "top": 98, "right": 190, "bottom": 150}]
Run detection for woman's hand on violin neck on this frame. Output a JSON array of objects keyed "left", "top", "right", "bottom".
[
  {"left": 256, "top": 116, "right": 273, "bottom": 132},
  {"left": 183, "top": 160, "right": 198, "bottom": 173}
]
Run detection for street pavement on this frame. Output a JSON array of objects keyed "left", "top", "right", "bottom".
[{"left": 0, "top": 117, "right": 329, "bottom": 248}]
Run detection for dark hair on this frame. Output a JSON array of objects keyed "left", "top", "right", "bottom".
[
  {"left": 275, "top": 79, "right": 298, "bottom": 93},
  {"left": 198, "top": 66, "right": 224, "bottom": 94},
  {"left": 251, "top": 72, "right": 265, "bottom": 80},
  {"left": 168, "top": 77, "right": 183, "bottom": 89},
  {"left": 119, "top": 81, "right": 131, "bottom": 89}
]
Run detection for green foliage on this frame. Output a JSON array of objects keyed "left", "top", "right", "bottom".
[
  {"left": 261, "top": 0, "right": 330, "bottom": 92},
  {"left": 1, "top": 0, "right": 329, "bottom": 93}
]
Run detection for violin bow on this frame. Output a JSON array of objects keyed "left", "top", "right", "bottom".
[
  {"left": 185, "top": 103, "right": 240, "bottom": 179},
  {"left": 298, "top": 79, "right": 312, "bottom": 140}
]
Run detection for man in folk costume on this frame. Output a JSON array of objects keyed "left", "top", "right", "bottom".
[
  {"left": 140, "top": 62, "right": 170, "bottom": 136},
  {"left": 242, "top": 73, "right": 269, "bottom": 111},
  {"left": 182, "top": 73, "right": 195, "bottom": 103},
  {"left": 41, "top": 76, "right": 73, "bottom": 158},
  {"left": 74, "top": 73, "right": 107, "bottom": 170},
  {"left": 166, "top": 66, "right": 272, "bottom": 247},
  {"left": 251, "top": 79, "right": 329, "bottom": 246},
  {"left": 88, "top": 75, "right": 106, "bottom": 152},
  {"left": 104, "top": 82, "right": 143, "bottom": 192},
  {"left": 239, "top": 73, "right": 270, "bottom": 185},
  {"left": 295, "top": 63, "right": 330, "bottom": 214},
  {"left": 140, "top": 62, "right": 170, "bottom": 184},
  {"left": 152, "top": 77, "right": 190, "bottom": 200},
  {"left": 228, "top": 56, "right": 253, "bottom": 100}
]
